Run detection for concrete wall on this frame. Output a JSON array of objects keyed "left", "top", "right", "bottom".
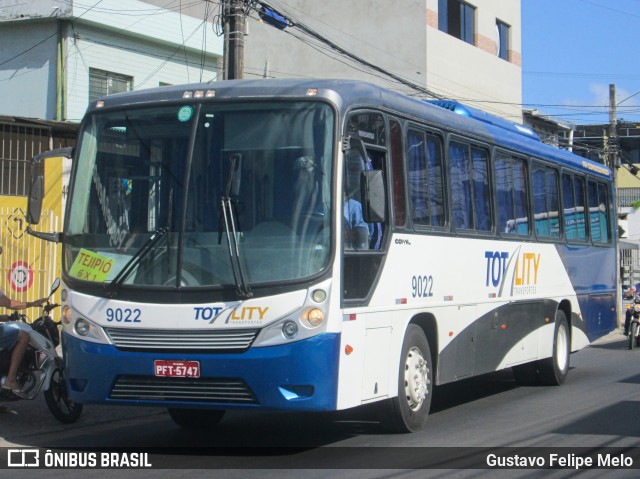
[
  {"left": 244, "top": 0, "right": 522, "bottom": 121},
  {"left": 244, "top": 0, "right": 426, "bottom": 90},
  {"left": 0, "top": 21, "right": 58, "bottom": 118}
]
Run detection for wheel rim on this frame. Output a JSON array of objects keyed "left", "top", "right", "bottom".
[
  {"left": 556, "top": 323, "right": 569, "bottom": 372},
  {"left": 404, "top": 346, "right": 429, "bottom": 411}
]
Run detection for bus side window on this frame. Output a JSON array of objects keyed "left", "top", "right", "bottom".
[
  {"left": 407, "top": 129, "right": 445, "bottom": 228},
  {"left": 532, "top": 163, "right": 560, "bottom": 239},
  {"left": 589, "top": 181, "right": 610, "bottom": 243},
  {"left": 496, "top": 152, "right": 529, "bottom": 236},
  {"left": 563, "top": 172, "right": 588, "bottom": 242}
]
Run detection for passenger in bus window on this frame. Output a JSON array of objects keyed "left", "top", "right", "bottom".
[
  {"left": 343, "top": 149, "right": 369, "bottom": 250},
  {"left": 344, "top": 193, "right": 369, "bottom": 250}
]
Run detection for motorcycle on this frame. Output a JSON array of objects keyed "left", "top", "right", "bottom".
[
  {"left": 0, "top": 278, "right": 82, "bottom": 423},
  {"left": 628, "top": 297, "right": 640, "bottom": 350}
]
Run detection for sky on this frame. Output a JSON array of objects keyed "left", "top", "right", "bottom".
[{"left": 521, "top": 0, "right": 640, "bottom": 126}]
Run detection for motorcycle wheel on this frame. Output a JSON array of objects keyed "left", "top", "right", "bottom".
[
  {"left": 629, "top": 323, "right": 638, "bottom": 351},
  {"left": 44, "top": 359, "right": 83, "bottom": 424}
]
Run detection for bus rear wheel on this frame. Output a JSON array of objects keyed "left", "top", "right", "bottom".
[
  {"left": 538, "top": 310, "right": 570, "bottom": 385},
  {"left": 167, "top": 408, "right": 225, "bottom": 429},
  {"left": 383, "top": 325, "right": 432, "bottom": 433}
]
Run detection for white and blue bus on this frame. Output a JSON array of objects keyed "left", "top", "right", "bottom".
[{"left": 28, "top": 79, "right": 616, "bottom": 432}]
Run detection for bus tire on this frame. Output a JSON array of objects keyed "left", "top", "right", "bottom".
[
  {"left": 629, "top": 323, "right": 638, "bottom": 350},
  {"left": 167, "top": 408, "right": 225, "bottom": 429},
  {"left": 383, "top": 325, "right": 432, "bottom": 433},
  {"left": 538, "top": 310, "right": 570, "bottom": 385}
]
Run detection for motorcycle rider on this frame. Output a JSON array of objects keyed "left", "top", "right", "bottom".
[
  {"left": 623, "top": 283, "right": 640, "bottom": 336},
  {"left": 0, "top": 241, "right": 49, "bottom": 391},
  {"left": 0, "top": 291, "right": 48, "bottom": 392}
]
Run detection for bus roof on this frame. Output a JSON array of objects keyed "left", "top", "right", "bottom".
[{"left": 87, "top": 78, "right": 612, "bottom": 181}]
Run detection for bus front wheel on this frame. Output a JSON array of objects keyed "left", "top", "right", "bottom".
[
  {"left": 167, "top": 408, "right": 225, "bottom": 429},
  {"left": 383, "top": 324, "right": 432, "bottom": 433}
]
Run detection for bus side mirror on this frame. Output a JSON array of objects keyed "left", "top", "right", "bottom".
[
  {"left": 27, "top": 147, "right": 73, "bottom": 225},
  {"left": 361, "top": 169, "right": 386, "bottom": 223},
  {"left": 27, "top": 157, "right": 44, "bottom": 224}
]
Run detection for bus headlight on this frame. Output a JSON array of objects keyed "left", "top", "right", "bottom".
[
  {"left": 312, "top": 289, "right": 327, "bottom": 303},
  {"left": 61, "top": 305, "right": 73, "bottom": 325},
  {"left": 75, "top": 318, "right": 91, "bottom": 336},
  {"left": 253, "top": 311, "right": 328, "bottom": 347},
  {"left": 301, "top": 308, "right": 324, "bottom": 327},
  {"left": 61, "top": 305, "right": 110, "bottom": 344},
  {"left": 282, "top": 321, "right": 298, "bottom": 339}
]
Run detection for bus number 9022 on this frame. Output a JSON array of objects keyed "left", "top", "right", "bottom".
[
  {"left": 106, "top": 308, "right": 142, "bottom": 323},
  {"left": 412, "top": 275, "right": 434, "bottom": 298}
]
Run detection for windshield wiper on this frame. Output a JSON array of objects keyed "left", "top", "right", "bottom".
[
  {"left": 219, "top": 154, "right": 252, "bottom": 299},
  {"left": 106, "top": 227, "right": 169, "bottom": 298}
]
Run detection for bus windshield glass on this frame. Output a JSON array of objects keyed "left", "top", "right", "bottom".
[{"left": 65, "top": 101, "right": 334, "bottom": 290}]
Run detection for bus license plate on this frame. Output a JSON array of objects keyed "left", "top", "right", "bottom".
[{"left": 154, "top": 360, "right": 200, "bottom": 378}]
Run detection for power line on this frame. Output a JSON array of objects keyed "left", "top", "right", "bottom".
[
  {"left": 244, "top": 0, "right": 444, "bottom": 99},
  {"left": 618, "top": 89, "right": 640, "bottom": 106},
  {"left": 578, "top": 0, "right": 640, "bottom": 19}
]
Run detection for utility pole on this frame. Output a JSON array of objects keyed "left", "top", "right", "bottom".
[
  {"left": 223, "top": 0, "right": 246, "bottom": 80},
  {"left": 610, "top": 83, "right": 622, "bottom": 328}
]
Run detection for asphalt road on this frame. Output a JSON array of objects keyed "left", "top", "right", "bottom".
[{"left": 1, "top": 330, "right": 639, "bottom": 478}]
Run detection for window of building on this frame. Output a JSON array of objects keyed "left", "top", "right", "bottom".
[
  {"left": 496, "top": 20, "right": 510, "bottom": 61},
  {"left": 438, "top": 0, "right": 476, "bottom": 45},
  {"left": 89, "top": 68, "right": 133, "bottom": 102}
]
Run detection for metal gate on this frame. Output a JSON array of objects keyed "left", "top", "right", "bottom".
[{"left": 0, "top": 207, "right": 61, "bottom": 311}]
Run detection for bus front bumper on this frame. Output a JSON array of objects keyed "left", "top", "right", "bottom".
[{"left": 62, "top": 331, "right": 340, "bottom": 411}]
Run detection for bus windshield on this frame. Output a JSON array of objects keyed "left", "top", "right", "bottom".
[{"left": 65, "top": 101, "right": 334, "bottom": 290}]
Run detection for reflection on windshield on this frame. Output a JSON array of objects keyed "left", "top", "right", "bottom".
[{"left": 66, "top": 101, "right": 334, "bottom": 289}]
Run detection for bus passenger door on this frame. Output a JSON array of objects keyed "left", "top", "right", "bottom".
[{"left": 341, "top": 114, "right": 388, "bottom": 303}]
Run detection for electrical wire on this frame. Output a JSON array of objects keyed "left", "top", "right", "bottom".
[{"left": 244, "top": 0, "right": 444, "bottom": 99}]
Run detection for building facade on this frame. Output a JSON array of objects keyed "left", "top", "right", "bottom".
[
  {"left": 244, "top": 0, "right": 522, "bottom": 120},
  {"left": 0, "top": 0, "right": 223, "bottom": 122}
]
